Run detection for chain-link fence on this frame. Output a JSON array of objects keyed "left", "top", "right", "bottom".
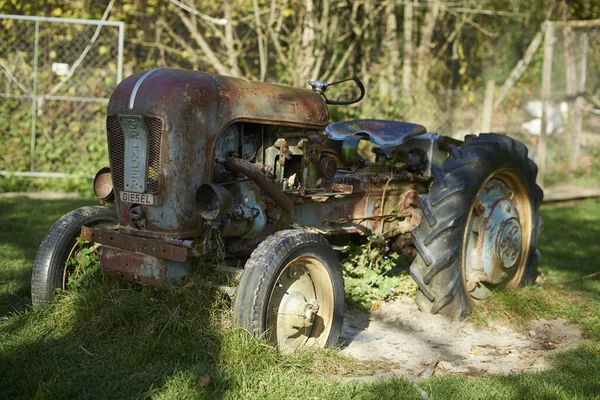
[
  {"left": 0, "top": 14, "right": 124, "bottom": 177},
  {"left": 535, "top": 20, "right": 600, "bottom": 188},
  {"left": 401, "top": 19, "right": 600, "bottom": 190}
]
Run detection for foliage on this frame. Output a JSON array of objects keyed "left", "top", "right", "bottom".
[
  {"left": 0, "top": 96, "right": 108, "bottom": 191},
  {"left": 2, "top": 0, "right": 600, "bottom": 189},
  {"left": 64, "top": 238, "right": 102, "bottom": 290},
  {"left": 0, "top": 174, "right": 95, "bottom": 196},
  {"left": 340, "top": 243, "right": 416, "bottom": 309}
]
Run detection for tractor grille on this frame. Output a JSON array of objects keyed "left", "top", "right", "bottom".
[{"left": 106, "top": 115, "right": 163, "bottom": 194}]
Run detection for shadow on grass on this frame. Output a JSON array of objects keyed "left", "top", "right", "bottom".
[
  {"left": 0, "top": 277, "right": 423, "bottom": 399},
  {"left": 0, "top": 279, "right": 230, "bottom": 399},
  {"left": 0, "top": 197, "right": 98, "bottom": 315},
  {"left": 538, "top": 200, "right": 600, "bottom": 298}
]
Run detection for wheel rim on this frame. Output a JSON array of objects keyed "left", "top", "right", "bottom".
[
  {"left": 266, "top": 255, "right": 335, "bottom": 352},
  {"left": 462, "top": 169, "right": 533, "bottom": 302}
]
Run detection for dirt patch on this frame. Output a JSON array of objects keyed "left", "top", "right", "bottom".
[{"left": 340, "top": 296, "right": 585, "bottom": 380}]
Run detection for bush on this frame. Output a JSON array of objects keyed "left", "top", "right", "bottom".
[{"left": 339, "top": 243, "right": 417, "bottom": 309}]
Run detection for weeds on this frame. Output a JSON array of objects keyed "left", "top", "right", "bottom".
[{"left": 339, "top": 243, "right": 417, "bottom": 309}]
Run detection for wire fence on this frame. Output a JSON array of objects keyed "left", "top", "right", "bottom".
[
  {"left": 1, "top": 13, "right": 598, "bottom": 191},
  {"left": 0, "top": 14, "right": 124, "bottom": 176},
  {"left": 400, "top": 20, "right": 600, "bottom": 189}
]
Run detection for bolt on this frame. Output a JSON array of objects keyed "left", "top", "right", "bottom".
[
  {"left": 474, "top": 201, "right": 485, "bottom": 216},
  {"left": 287, "top": 268, "right": 298, "bottom": 278},
  {"left": 506, "top": 205, "right": 512, "bottom": 213}
]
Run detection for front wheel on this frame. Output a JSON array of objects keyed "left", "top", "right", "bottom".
[
  {"left": 232, "top": 230, "right": 345, "bottom": 352},
  {"left": 31, "top": 206, "right": 118, "bottom": 308},
  {"left": 410, "top": 134, "right": 543, "bottom": 319}
]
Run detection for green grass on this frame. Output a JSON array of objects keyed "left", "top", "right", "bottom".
[
  {"left": 1, "top": 197, "right": 600, "bottom": 399},
  {"left": 0, "top": 198, "right": 98, "bottom": 316}
]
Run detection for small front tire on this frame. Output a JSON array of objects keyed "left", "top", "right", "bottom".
[
  {"left": 31, "top": 206, "right": 118, "bottom": 308},
  {"left": 232, "top": 230, "right": 345, "bottom": 352}
]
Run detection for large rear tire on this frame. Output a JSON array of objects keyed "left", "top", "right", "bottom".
[
  {"left": 232, "top": 230, "right": 345, "bottom": 352},
  {"left": 31, "top": 206, "right": 118, "bottom": 308},
  {"left": 410, "top": 134, "right": 543, "bottom": 319}
]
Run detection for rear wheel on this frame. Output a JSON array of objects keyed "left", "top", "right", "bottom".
[
  {"left": 31, "top": 206, "right": 118, "bottom": 308},
  {"left": 232, "top": 230, "right": 345, "bottom": 352},
  {"left": 410, "top": 134, "right": 543, "bottom": 319}
]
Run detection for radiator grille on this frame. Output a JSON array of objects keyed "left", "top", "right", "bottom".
[{"left": 106, "top": 115, "right": 163, "bottom": 194}]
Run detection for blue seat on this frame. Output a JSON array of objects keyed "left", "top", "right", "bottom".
[{"left": 326, "top": 119, "right": 427, "bottom": 147}]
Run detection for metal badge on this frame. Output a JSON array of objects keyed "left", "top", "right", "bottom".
[{"left": 119, "top": 115, "right": 148, "bottom": 193}]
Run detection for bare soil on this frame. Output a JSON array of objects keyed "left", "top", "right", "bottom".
[{"left": 340, "top": 296, "right": 585, "bottom": 381}]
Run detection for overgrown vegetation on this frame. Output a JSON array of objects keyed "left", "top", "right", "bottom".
[
  {"left": 1, "top": 197, "right": 600, "bottom": 398},
  {"left": 0, "top": 174, "right": 94, "bottom": 196},
  {"left": 340, "top": 243, "right": 416, "bottom": 309},
  {"left": 0, "top": 98, "right": 109, "bottom": 180},
  {"left": 64, "top": 239, "right": 103, "bottom": 290},
  {"left": 3, "top": 0, "right": 600, "bottom": 189}
]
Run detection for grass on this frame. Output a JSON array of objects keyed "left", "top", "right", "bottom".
[
  {"left": 1, "top": 197, "right": 600, "bottom": 399},
  {"left": 0, "top": 198, "right": 98, "bottom": 316}
]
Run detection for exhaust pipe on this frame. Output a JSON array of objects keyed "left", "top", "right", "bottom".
[{"left": 225, "top": 157, "right": 294, "bottom": 220}]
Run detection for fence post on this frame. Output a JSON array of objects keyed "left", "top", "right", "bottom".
[
  {"left": 30, "top": 19, "right": 39, "bottom": 172},
  {"left": 481, "top": 80, "right": 495, "bottom": 133},
  {"left": 571, "top": 32, "right": 588, "bottom": 171},
  {"left": 538, "top": 21, "right": 554, "bottom": 188},
  {"left": 117, "top": 22, "right": 124, "bottom": 83}
]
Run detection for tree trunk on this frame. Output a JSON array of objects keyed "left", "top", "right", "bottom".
[
  {"left": 385, "top": 0, "right": 399, "bottom": 103},
  {"left": 252, "top": 0, "right": 267, "bottom": 81},
  {"left": 402, "top": 0, "right": 414, "bottom": 98},
  {"left": 415, "top": 0, "right": 440, "bottom": 95},
  {"left": 224, "top": 0, "right": 241, "bottom": 77}
]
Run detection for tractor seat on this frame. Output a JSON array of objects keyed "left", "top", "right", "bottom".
[{"left": 326, "top": 119, "right": 427, "bottom": 147}]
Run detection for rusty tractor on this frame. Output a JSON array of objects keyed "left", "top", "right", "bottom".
[{"left": 32, "top": 69, "right": 543, "bottom": 352}]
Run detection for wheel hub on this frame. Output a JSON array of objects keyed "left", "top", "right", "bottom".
[
  {"left": 280, "top": 291, "right": 319, "bottom": 329},
  {"left": 497, "top": 217, "right": 522, "bottom": 268},
  {"left": 474, "top": 179, "right": 523, "bottom": 286}
]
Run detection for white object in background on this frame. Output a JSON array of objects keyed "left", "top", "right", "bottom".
[
  {"left": 521, "top": 101, "right": 569, "bottom": 136},
  {"left": 51, "top": 62, "right": 70, "bottom": 76}
]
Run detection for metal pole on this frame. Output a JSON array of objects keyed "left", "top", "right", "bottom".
[
  {"left": 481, "top": 80, "right": 495, "bottom": 133},
  {"left": 30, "top": 19, "right": 39, "bottom": 172},
  {"left": 571, "top": 32, "right": 588, "bottom": 171},
  {"left": 538, "top": 21, "right": 554, "bottom": 188},
  {"left": 0, "top": 14, "right": 123, "bottom": 27},
  {"left": 117, "top": 21, "right": 124, "bottom": 83}
]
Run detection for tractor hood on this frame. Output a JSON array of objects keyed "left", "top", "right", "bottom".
[{"left": 106, "top": 68, "right": 329, "bottom": 238}]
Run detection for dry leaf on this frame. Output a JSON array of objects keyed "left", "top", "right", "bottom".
[
  {"left": 199, "top": 376, "right": 211, "bottom": 387},
  {"left": 469, "top": 347, "right": 480, "bottom": 355},
  {"left": 550, "top": 338, "right": 562, "bottom": 344},
  {"left": 258, "top": 380, "right": 268, "bottom": 389}
]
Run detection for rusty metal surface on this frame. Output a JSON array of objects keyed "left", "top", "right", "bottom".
[
  {"left": 81, "top": 226, "right": 188, "bottom": 262},
  {"left": 93, "top": 167, "right": 114, "bottom": 201},
  {"left": 294, "top": 179, "right": 424, "bottom": 238},
  {"left": 225, "top": 156, "right": 294, "bottom": 220},
  {"left": 100, "top": 246, "right": 189, "bottom": 288},
  {"left": 106, "top": 69, "right": 328, "bottom": 239}
]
